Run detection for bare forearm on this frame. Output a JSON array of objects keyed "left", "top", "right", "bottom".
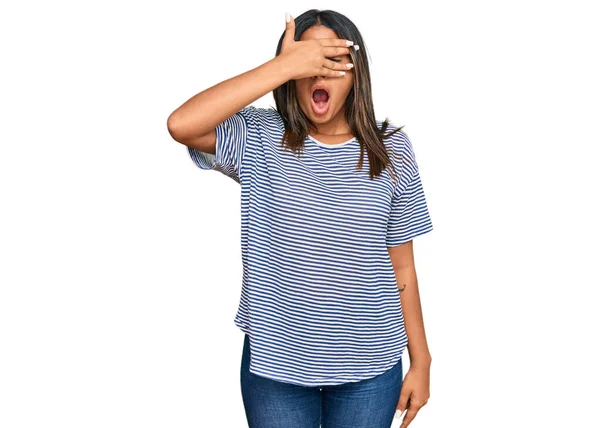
[
  {"left": 167, "top": 55, "right": 292, "bottom": 140},
  {"left": 395, "top": 267, "right": 432, "bottom": 368}
]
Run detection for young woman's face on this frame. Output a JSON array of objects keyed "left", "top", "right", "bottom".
[{"left": 294, "top": 25, "right": 354, "bottom": 129}]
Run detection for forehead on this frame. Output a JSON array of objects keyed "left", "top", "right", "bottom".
[{"left": 299, "top": 25, "right": 339, "bottom": 41}]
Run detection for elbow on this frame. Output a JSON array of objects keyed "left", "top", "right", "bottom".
[{"left": 167, "top": 112, "right": 184, "bottom": 143}]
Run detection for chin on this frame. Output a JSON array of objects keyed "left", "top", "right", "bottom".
[{"left": 310, "top": 112, "right": 331, "bottom": 121}]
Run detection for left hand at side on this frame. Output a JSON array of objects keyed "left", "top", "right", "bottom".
[{"left": 395, "top": 364, "right": 431, "bottom": 428}]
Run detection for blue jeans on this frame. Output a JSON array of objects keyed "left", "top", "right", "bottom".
[{"left": 240, "top": 334, "right": 404, "bottom": 428}]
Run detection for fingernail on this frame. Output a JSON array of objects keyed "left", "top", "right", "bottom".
[
  {"left": 346, "top": 63, "right": 353, "bottom": 68},
  {"left": 285, "top": 12, "right": 290, "bottom": 23},
  {"left": 346, "top": 40, "right": 354, "bottom": 46},
  {"left": 353, "top": 44, "right": 360, "bottom": 51},
  {"left": 395, "top": 409, "right": 403, "bottom": 419},
  {"left": 339, "top": 71, "right": 346, "bottom": 75}
]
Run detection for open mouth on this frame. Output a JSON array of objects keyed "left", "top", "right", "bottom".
[{"left": 311, "top": 87, "right": 330, "bottom": 115}]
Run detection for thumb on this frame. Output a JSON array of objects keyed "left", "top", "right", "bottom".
[{"left": 283, "top": 12, "right": 295, "bottom": 45}]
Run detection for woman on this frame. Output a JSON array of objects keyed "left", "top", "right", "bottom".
[{"left": 167, "top": 9, "right": 433, "bottom": 428}]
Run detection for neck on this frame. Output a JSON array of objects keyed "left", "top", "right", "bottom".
[{"left": 310, "top": 121, "right": 351, "bottom": 137}]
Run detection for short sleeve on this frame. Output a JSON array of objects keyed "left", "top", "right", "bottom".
[
  {"left": 385, "top": 133, "right": 434, "bottom": 247},
  {"left": 187, "top": 106, "right": 262, "bottom": 183}
]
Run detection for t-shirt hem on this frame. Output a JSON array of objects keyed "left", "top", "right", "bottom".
[
  {"left": 237, "top": 322, "right": 406, "bottom": 387},
  {"left": 246, "top": 350, "right": 404, "bottom": 387}
]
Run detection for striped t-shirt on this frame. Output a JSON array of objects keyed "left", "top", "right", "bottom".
[{"left": 187, "top": 105, "right": 434, "bottom": 387}]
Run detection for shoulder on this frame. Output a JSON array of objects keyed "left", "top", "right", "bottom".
[
  {"left": 393, "top": 129, "right": 417, "bottom": 171},
  {"left": 377, "top": 120, "right": 418, "bottom": 178},
  {"left": 238, "top": 105, "right": 284, "bottom": 133}
]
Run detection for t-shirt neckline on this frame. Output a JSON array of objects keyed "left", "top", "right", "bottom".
[{"left": 306, "top": 134, "right": 356, "bottom": 149}]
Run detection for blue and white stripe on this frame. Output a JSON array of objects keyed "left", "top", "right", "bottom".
[{"left": 187, "top": 106, "right": 433, "bottom": 387}]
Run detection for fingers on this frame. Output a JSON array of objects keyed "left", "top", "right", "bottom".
[
  {"left": 395, "top": 391, "right": 410, "bottom": 425},
  {"left": 398, "top": 397, "right": 427, "bottom": 428},
  {"left": 318, "top": 38, "right": 356, "bottom": 48},
  {"left": 320, "top": 59, "right": 354, "bottom": 77},
  {"left": 324, "top": 58, "right": 353, "bottom": 72},
  {"left": 283, "top": 12, "right": 295, "bottom": 44},
  {"left": 399, "top": 405, "right": 418, "bottom": 428},
  {"left": 323, "top": 46, "right": 355, "bottom": 58},
  {"left": 397, "top": 390, "right": 410, "bottom": 413},
  {"left": 319, "top": 45, "right": 355, "bottom": 77},
  {"left": 319, "top": 67, "right": 347, "bottom": 77}
]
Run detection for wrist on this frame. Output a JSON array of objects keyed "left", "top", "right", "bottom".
[
  {"left": 269, "top": 54, "right": 295, "bottom": 82},
  {"left": 408, "top": 353, "right": 432, "bottom": 369}
]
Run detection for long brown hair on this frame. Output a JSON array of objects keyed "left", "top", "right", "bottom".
[{"left": 271, "top": 9, "right": 405, "bottom": 184}]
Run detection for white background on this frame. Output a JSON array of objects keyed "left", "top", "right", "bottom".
[{"left": 1, "top": 1, "right": 599, "bottom": 427}]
